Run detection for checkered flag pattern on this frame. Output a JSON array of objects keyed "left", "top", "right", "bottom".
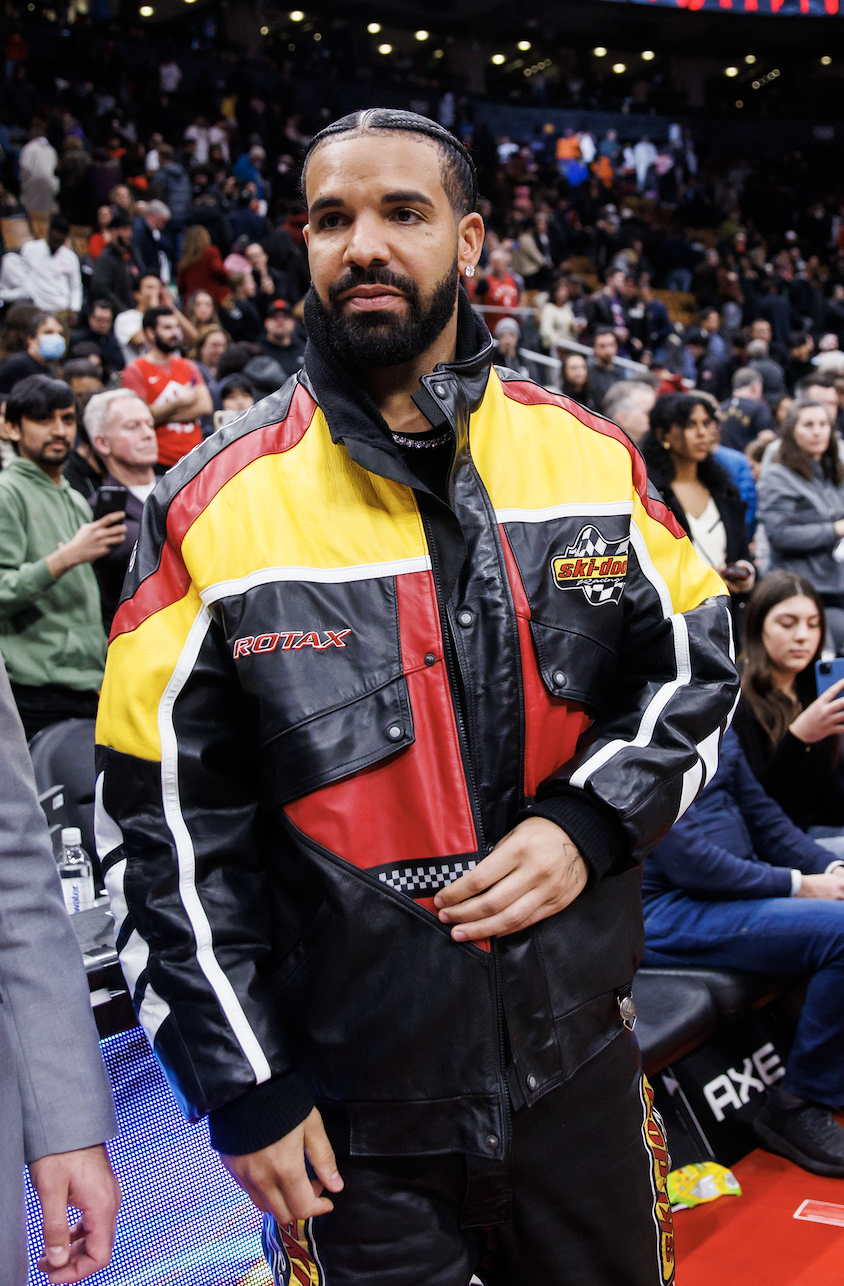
[
  {"left": 568, "top": 527, "right": 630, "bottom": 606},
  {"left": 374, "top": 858, "right": 478, "bottom": 899}
]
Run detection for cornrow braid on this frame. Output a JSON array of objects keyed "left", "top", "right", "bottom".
[{"left": 301, "top": 109, "right": 478, "bottom": 217}]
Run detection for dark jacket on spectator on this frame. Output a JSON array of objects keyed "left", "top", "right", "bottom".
[
  {"left": 732, "top": 694, "right": 844, "bottom": 831},
  {"left": 70, "top": 320, "right": 125, "bottom": 374},
  {"left": 88, "top": 242, "right": 143, "bottom": 314},
  {"left": 656, "top": 463, "right": 750, "bottom": 570},
  {"left": 719, "top": 394, "right": 773, "bottom": 451},
  {"left": 0, "top": 353, "right": 56, "bottom": 395},
  {"left": 151, "top": 162, "right": 192, "bottom": 226},
  {"left": 89, "top": 477, "right": 144, "bottom": 632},
  {"left": 642, "top": 730, "right": 834, "bottom": 903},
  {"left": 131, "top": 222, "right": 175, "bottom": 282}
]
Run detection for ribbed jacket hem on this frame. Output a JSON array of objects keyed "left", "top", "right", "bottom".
[{"left": 208, "top": 1073, "right": 315, "bottom": 1156}]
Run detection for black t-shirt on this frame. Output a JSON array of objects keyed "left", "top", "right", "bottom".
[{"left": 392, "top": 425, "right": 454, "bottom": 505}]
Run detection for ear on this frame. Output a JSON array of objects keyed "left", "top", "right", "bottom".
[
  {"left": 302, "top": 223, "right": 310, "bottom": 249},
  {"left": 457, "top": 212, "right": 484, "bottom": 278},
  {"left": 6, "top": 421, "right": 21, "bottom": 442}
]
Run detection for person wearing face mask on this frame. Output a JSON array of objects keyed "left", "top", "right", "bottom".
[{"left": 0, "top": 312, "right": 66, "bottom": 395}]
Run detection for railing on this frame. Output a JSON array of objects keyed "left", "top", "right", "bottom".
[{"left": 471, "top": 303, "right": 651, "bottom": 384}]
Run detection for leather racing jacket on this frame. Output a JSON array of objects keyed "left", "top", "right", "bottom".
[{"left": 95, "top": 297, "right": 737, "bottom": 1160}]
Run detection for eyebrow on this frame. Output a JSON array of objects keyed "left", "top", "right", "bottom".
[{"left": 309, "top": 190, "right": 435, "bottom": 214}]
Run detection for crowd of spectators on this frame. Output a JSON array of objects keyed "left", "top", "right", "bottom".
[{"left": 3, "top": 12, "right": 844, "bottom": 1184}]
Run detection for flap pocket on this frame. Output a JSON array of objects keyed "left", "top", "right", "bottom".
[
  {"left": 259, "top": 675, "right": 414, "bottom": 808},
  {"left": 529, "top": 619, "right": 617, "bottom": 710}
]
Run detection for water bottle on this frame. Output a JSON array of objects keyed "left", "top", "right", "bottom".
[{"left": 58, "top": 827, "right": 95, "bottom": 915}]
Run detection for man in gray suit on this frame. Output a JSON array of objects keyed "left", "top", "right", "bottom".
[{"left": 0, "top": 655, "right": 120, "bottom": 1283}]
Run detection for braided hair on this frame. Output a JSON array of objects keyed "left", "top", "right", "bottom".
[{"left": 300, "top": 109, "right": 478, "bottom": 218}]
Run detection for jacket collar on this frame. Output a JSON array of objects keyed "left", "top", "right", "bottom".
[{"left": 301, "top": 284, "right": 493, "bottom": 493}]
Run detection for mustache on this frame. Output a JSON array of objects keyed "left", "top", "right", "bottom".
[{"left": 328, "top": 266, "right": 419, "bottom": 306}]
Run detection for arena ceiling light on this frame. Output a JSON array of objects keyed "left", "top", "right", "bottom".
[
  {"left": 491, "top": 53, "right": 506, "bottom": 64},
  {"left": 518, "top": 40, "right": 531, "bottom": 51},
  {"left": 290, "top": 10, "right": 304, "bottom": 19},
  {"left": 367, "top": 21, "right": 381, "bottom": 32},
  {"left": 434, "top": 48, "right": 444, "bottom": 57},
  {"left": 745, "top": 54, "right": 756, "bottom": 64},
  {"left": 822, "top": 55, "right": 832, "bottom": 64},
  {"left": 593, "top": 46, "right": 607, "bottom": 57},
  {"left": 139, "top": 6, "right": 153, "bottom": 14},
  {"left": 415, "top": 29, "right": 429, "bottom": 40},
  {"left": 260, "top": 25, "right": 269, "bottom": 34},
  {"left": 612, "top": 62, "right": 626, "bottom": 73},
  {"left": 378, "top": 42, "right": 392, "bottom": 53},
  {"left": 641, "top": 50, "right": 655, "bottom": 60},
  {"left": 725, "top": 66, "right": 739, "bottom": 76}
]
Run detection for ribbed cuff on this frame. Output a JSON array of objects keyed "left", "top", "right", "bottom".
[
  {"left": 521, "top": 785, "right": 630, "bottom": 885},
  {"left": 208, "top": 1072, "right": 315, "bottom": 1156}
]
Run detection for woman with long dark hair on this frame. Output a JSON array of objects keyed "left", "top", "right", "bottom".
[
  {"left": 641, "top": 392, "right": 755, "bottom": 598},
  {"left": 560, "top": 352, "right": 593, "bottom": 407},
  {"left": 733, "top": 571, "right": 844, "bottom": 843},
  {"left": 757, "top": 399, "right": 844, "bottom": 653}
]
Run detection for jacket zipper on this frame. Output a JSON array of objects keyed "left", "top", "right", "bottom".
[
  {"left": 422, "top": 506, "right": 512, "bottom": 1155},
  {"left": 421, "top": 509, "right": 487, "bottom": 858}
]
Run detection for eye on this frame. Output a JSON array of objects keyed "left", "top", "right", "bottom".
[
  {"left": 318, "top": 212, "right": 347, "bottom": 230},
  {"left": 393, "top": 208, "right": 423, "bottom": 224}
]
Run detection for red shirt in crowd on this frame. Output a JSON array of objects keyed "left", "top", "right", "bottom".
[
  {"left": 475, "top": 271, "right": 523, "bottom": 332},
  {"left": 122, "top": 355, "right": 205, "bottom": 467}
]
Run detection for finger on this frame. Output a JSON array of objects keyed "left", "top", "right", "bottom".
[
  {"left": 37, "top": 1180, "right": 71, "bottom": 1270},
  {"left": 97, "top": 511, "right": 126, "bottom": 526},
  {"left": 438, "top": 866, "right": 536, "bottom": 925},
  {"left": 434, "top": 845, "right": 519, "bottom": 908},
  {"left": 304, "top": 1110, "right": 344, "bottom": 1193},
  {"left": 271, "top": 1165, "right": 335, "bottom": 1221},
  {"left": 451, "top": 889, "right": 553, "bottom": 942}
]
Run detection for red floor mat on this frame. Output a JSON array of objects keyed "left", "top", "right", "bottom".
[{"left": 674, "top": 1148, "right": 844, "bottom": 1284}]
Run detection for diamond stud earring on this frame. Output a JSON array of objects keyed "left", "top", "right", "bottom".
[{"left": 464, "top": 264, "right": 475, "bottom": 278}]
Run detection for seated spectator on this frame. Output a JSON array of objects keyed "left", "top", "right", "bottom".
[
  {"left": 733, "top": 572, "right": 844, "bottom": 841},
  {"left": 747, "top": 337, "right": 788, "bottom": 408},
  {"left": 186, "top": 289, "right": 220, "bottom": 332},
  {"left": 70, "top": 299, "right": 125, "bottom": 375},
  {"left": 0, "top": 312, "right": 65, "bottom": 395},
  {"left": 586, "top": 327, "right": 623, "bottom": 409},
  {"left": 786, "top": 332, "right": 816, "bottom": 389},
  {"left": 177, "top": 226, "right": 229, "bottom": 308},
  {"left": 88, "top": 205, "right": 114, "bottom": 260},
  {"left": 602, "top": 380, "right": 656, "bottom": 445},
  {"left": 560, "top": 351, "right": 593, "bottom": 407},
  {"left": 258, "top": 299, "right": 304, "bottom": 378},
  {"left": 583, "top": 266, "right": 628, "bottom": 341},
  {"left": 794, "top": 371, "right": 841, "bottom": 436},
  {"left": 700, "top": 307, "right": 726, "bottom": 361},
  {"left": 65, "top": 341, "right": 104, "bottom": 377},
  {"left": 121, "top": 306, "right": 212, "bottom": 467},
  {"left": 539, "top": 276, "right": 577, "bottom": 354},
  {"left": 474, "top": 247, "right": 525, "bottom": 331},
  {"left": 642, "top": 392, "right": 754, "bottom": 599},
  {"left": 720, "top": 367, "right": 773, "bottom": 452},
  {"left": 0, "top": 376, "right": 124, "bottom": 738},
  {"left": 89, "top": 212, "right": 144, "bottom": 315},
  {"left": 245, "top": 241, "right": 289, "bottom": 317},
  {"left": 643, "top": 728, "right": 844, "bottom": 1177},
  {"left": 683, "top": 326, "right": 729, "bottom": 401},
  {"left": 757, "top": 400, "right": 844, "bottom": 653},
  {"left": 191, "top": 323, "right": 229, "bottom": 388},
  {"left": 63, "top": 359, "right": 104, "bottom": 404},
  {"left": 493, "top": 318, "right": 533, "bottom": 380},
  {"left": 85, "top": 390, "right": 157, "bottom": 631},
  {"left": 214, "top": 374, "right": 256, "bottom": 430},
  {"left": 219, "top": 271, "right": 263, "bottom": 342},
  {"left": 132, "top": 199, "right": 174, "bottom": 283},
  {"left": 19, "top": 215, "right": 81, "bottom": 327},
  {"left": 62, "top": 407, "right": 107, "bottom": 501}
]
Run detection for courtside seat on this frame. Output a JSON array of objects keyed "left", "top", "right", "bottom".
[
  {"left": 632, "top": 973, "right": 717, "bottom": 1076},
  {"left": 637, "top": 967, "right": 783, "bottom": 1023}
]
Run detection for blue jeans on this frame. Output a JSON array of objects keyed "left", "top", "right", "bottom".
[{"left": 643, "top": 892, "right": 844, "bottom": 1107}]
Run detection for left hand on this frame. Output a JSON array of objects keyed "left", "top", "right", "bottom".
[
  {"left": 29, "top": 1144, "right": 121, "bottom": 1283},
  {"left": 720, "top": 559, "right": 755, "bottom": 594},
  {"left": 434, "top": 817, "right": 588, "bottom": 943}
]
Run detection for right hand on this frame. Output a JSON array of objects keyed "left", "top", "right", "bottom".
[
  {"left": 798, "top": 869, "right": 844, "bottom": 900},
  {"left": 56, "top": 513, "right": 128, "bottom": 571},
  {"left": 790, "top": 677, "right": 844, "bottom": 744},
  {"left": 220, "top": 1107, "right": 344, "bottom": 1225}
]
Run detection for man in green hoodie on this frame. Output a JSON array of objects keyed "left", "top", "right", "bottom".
[{"left": 0, "top": 375, "right": 127, "bottom": 739}]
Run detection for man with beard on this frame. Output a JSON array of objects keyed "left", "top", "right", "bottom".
[
  {"left": 0, "top": 375, "right": 125, "bottom": 738},
  {"left": 121, "top": 306, "right": 212, "bottom": 467},
  {"left": 96, "top": 110, "right": 737, "bottom": 1284}
]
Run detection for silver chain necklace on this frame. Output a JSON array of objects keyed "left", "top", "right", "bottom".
[{"left": 390, "top": 430, "right": 453, "bottom": 450}]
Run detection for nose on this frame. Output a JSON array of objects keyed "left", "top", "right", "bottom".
[{"left": 342, "top": 210, "right": 391, "bottom": 270}]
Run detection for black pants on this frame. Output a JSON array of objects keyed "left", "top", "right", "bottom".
[
  {"left": 10, "top": 683, "right": 99, "bottom": 742},
  {"left": 261, "top": 1031, "right": 675, "bottom": 1286}
]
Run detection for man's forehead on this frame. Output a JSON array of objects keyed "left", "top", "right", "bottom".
[{"left": 306, "top": 132, "right": 444, "bottom": 205}]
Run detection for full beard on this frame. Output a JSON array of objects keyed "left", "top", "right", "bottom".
[{"left": 314, "top": 257, "right": 460, "bottom": 368}]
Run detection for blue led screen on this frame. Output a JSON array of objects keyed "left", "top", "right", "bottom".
[{"left": 26, "top": 1028, "right": 270, "bottom": 1286}]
